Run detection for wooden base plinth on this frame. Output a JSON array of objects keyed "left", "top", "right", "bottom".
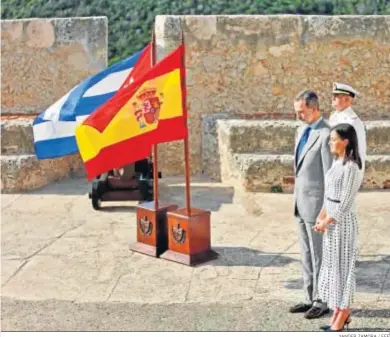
[
  {"left": 160, "top": 208, "right": 219, "bottom": 266},
  {"left": 130, "top": 201, "right": 178, "bottom": 257},
  {"left": 160, "top": 249, "right": 219, "bottom": 266}
]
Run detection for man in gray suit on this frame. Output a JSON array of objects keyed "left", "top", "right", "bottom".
[{"left": 289, "top": 90, "right": 333, "bottom": 319}]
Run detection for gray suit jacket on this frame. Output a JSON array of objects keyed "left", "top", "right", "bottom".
[{"left": 294, "top": 118, "right": 333, "bottom": 223}]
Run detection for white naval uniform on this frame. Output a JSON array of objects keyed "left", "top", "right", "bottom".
[{"left": 328, "top": 106, "right": 367, "bottom": 175}]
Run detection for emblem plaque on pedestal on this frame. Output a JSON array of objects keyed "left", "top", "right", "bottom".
[
  {"left": 131, "top": 201, "right": 178, "bottom": 257},
  {"left": 160, "top": 208, "right": 219, "bottom": 266}
]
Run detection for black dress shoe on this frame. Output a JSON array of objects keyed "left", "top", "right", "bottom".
[
  {"left": 304, "top": 305, "right": 330, "bottom": 319},
  {"left": 289, "top": 302, "right": 312, "bottom": 313}
]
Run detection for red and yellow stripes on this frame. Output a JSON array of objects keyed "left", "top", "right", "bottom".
[{"left": 75, "top": 44, "right": 187, "bottom": 180}]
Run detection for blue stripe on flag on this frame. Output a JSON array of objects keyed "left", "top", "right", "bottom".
[
  {"left": 34, "top": 137, "right": 79, "bottom": 159},
  {"left": 33, "top": 46, "right": 144, "bottom": 159}
]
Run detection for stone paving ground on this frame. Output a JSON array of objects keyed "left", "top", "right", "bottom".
[{"left": 1, "top": 176, "right": 390, "bottom": 331}]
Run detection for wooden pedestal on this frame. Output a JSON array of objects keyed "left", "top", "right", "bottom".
[
  {"left": 131, "top": 201, "right": 178, "bottom": 257},
  {"left": 160, "top": 208, "right": 219, "bottom": 266}
]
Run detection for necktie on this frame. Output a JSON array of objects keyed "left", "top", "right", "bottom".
[{"left": 296, "top": 126, "right": 311, "bottom": 162}]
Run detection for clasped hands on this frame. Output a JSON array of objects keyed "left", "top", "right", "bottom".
[{"left": 313, "top": 217, "right": 330, "bottom": 233}]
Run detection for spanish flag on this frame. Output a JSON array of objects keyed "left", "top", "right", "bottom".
[{"left": 75, "top": 44, "right": 187, "bottom": 180}]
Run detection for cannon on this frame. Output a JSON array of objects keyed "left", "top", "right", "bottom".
[{"left": 88, "top": 158, "right": 161, "bottom": 210}]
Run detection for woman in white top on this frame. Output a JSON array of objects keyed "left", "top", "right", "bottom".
[{"left": 313, "top": 123, "right": 363, "bottom": 332}]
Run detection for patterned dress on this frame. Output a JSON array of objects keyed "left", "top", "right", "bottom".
[{"left": 318, "top": 158, "right": 362, "bottom": 310}]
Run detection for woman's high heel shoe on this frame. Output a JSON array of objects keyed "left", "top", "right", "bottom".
[
  {"left": 320, "top": 314, "right": 352, "bottom": 331},
  {"left": 323, "top": 314, "right": 351, "bottom": 332}
]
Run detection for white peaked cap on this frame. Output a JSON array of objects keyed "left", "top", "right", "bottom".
[{"left": 332, "top": 82, "right": 359, "bottom": 97}]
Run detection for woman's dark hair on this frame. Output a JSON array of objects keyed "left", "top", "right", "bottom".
[{"left": 331, "top": 123, "right": 362, "bottom": 169}]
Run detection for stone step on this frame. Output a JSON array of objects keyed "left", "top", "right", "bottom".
[
  {"left": 1, "top": 154, "right": 85, "bottom": 193},
  {"left": 1, "top": 118, "right": 34, "bottom": 155},
  {"left": 226, "top": 154, "right": 390, "bottom": 192},
  {"left": 219, "top": 119, "right": 390, "bottom": 155}
]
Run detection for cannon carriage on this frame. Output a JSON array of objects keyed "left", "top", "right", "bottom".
[{"left": 88, "top": 158, "right": 161, "bottom": 210}]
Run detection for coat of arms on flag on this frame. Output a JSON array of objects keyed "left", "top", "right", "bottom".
[
  {"left": 75, "top": 44, "right": 187, "bottom": 180},
  {"left": 133, "top": 87, "right": 164, "bottom": 128}
]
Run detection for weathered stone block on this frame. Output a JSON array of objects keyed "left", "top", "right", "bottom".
[
  {"left": 1, "top": 154, "right": 85, "bottom": 193},
  {"left": 237, "top": 154, "right": 294, "bottom": 192},
  {"left": 302, "top": 15, "right": 390, "bottom": 43},
  {"left": 229, "top": 154, "right": 390, "bottom": 193},
  {"left": 362, "top": 155, "right": 390, "bottom": 190},
  {"left": 366, "top": 121, "right": 390, "bottom": 154},
  {"left": 1, "top": 119, "right": 34, "bottom": 155},
  {"left": 213, "top": 119, "right": 390, "bottom": 155},
  {"left": 1, "top": 17, "right": 108, "bottom": 115},
  {"left": 201, "top": 113, "right": 231, "bottom": 179},
  {"left": 220, "top": 119, "right": 300, "bottom": 154},
  {"left": 213, "top": 117, "right": 390, "bottom": 192},
  {"left": 184, "top": 16, "right": 217, "bottom": 40}
]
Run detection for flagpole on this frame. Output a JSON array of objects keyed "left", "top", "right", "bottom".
[
  {"left": 151, "top": 28, "right": 159, "bottom": 209},
  {"left": 181, "top": 31, "right": 191, "bottom": 216}
]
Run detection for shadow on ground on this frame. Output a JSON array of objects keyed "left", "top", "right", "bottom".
[
  {"left": 355, "top": 255, "right": 390, "bottom": 293},
  {"left": 92, "top": 184, "right": 235, "bottom": 212},
  {"left": 23, "top": 178, "right": 90, "bottom": 196},
  {"left": 284, "top": 255, "right": 390, "bottom": 294},
  {"left": 159, "top": 185, "right": 235, "bottom": 212},
  {"left": 201, "top": 246, "right": 298, "bottom": 267},
  {"left": 22, "top": 178, "right": 236, "bottom": 212},
  {"left": 347, "top": 308, "right": 390, "bottom": 331},
  {"left": 353, "top": 308, "right": 390, "bottom": 319}
]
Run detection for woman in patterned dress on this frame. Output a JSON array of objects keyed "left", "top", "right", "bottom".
[{"left": 313, "top": 123, "right": 363, "bottom": 332}]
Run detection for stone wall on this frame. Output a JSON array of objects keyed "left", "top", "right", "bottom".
[
  {"left": 1, "top": 17, "right": 108, "bottom": 192},
  {"left": 155, "top": 15, "right": 390, "bottom": 176},
  {"left": 2, "top": 15, "right": 389, "bottom": 191},
  {"left": 1, "top": 17, "right": 108, "bottom": 115}
]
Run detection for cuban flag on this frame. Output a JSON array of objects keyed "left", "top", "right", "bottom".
[{"left": 33, "top": 43, "right": 152, "bottom": 159}]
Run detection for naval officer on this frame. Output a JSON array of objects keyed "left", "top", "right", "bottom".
[{"left": 329, "top": 82, "right": 367, "bottom": 177}]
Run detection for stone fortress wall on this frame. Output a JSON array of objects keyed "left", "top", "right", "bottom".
[
  {"left": 1, "top": 17, "right": 108, "bottom": 192},
  {"left": 1, "top": 15, "right": 390, "bottom": 192},
  {"left": 1, "top": 17, "right": 108, "bottom": 115},
  {"left": 155, "top": 15, "right": 390, "bottom": 191}
]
